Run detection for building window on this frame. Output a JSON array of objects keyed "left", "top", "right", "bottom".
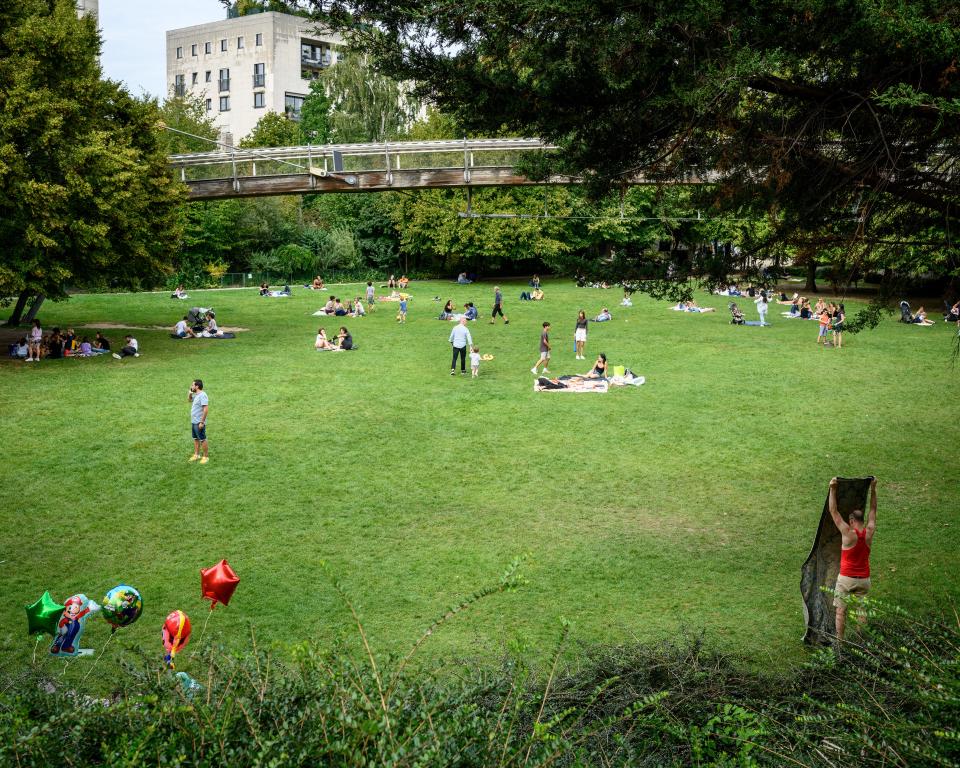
[
  {"left": 220, "top": 38, "right": 228, "bottom": 52},
  {"left": 173, "top": 74, "right": 185, "bottom": 97},
  {"left": 191, "top": 44, "right": 197, "bottom": 56},
  {"left": 205, "top": 98, "right": 212, "bottom": 113},
  {"left": 205, "top": 70, "right": 212, "bottom": 83},
  {"left": 220, "top": 96, "right": 230, "bottom": 112},
  {"left": 284, "top": 92, "right": 305, "bottom": 120},
  {"left": 205, "top": 41, "right": 212, "bottom": 54},
  {"left": 176, "top": 46, "right": 183, "bottom": 59},
  {"left": 237, "top": 36, "right": 244, "bottom": 49},
  {"left": 219, "top": 68, "right": 230, "bottom": 92},
  {"left": 191, "top": 72, "right": 198, "bottom": 85},
  {"left": 253, "top": 63, "right": 265, "bottom": 88},
  {"left": 255, "top": 33, "right": 263, "bottom": 46},
  {"left": 254, "top": 92, "right": 265, "bottom": 108}
]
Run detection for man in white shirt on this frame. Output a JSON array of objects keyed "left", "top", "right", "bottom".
[
  {"left": 113, "top": 335, "right": 139, "bottom": 359},
  {"left": 174, "top": 316, "right": 196, "bottom": 338},
  {"left": 449, "top": 317, "right": 473, "bottom": 375}
]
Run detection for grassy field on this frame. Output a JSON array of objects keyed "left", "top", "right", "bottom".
[{"left": 2, "top": 280, "right": 958, "bottom": 682}]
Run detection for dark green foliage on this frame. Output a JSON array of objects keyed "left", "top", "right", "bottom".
[{"left": 3, "top": 599, "right": 958, "bottom": 767}]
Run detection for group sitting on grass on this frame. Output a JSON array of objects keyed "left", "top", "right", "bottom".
[
  {"left": 314, "top": 297, "right": 366, "bottom": 317},
  {"left": 16, "top": 321, "right": 114, "bottom": 361},
  {"left": 439, "top": 300, "right": 478, "bottom": 321},
  {"left": 260, "top": 283, "right": 291, "bottom": 297},
  {"left": 314, "top": 326, "right": 353, "bottom": 351}
]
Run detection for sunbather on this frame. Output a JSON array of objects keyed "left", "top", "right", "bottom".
[
  {"left": 912, "top": 305, "right": 935, "bottom": 326},
  {"left": 594, "top": 307, "right": 612, "bottom": 321},
  {"left": 585, "top": 353, "right": 608, "bottom": 378}
]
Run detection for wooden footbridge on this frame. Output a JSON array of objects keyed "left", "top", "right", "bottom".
[{"left": 170, "top": 138, "right": 714, "bottom": 200}]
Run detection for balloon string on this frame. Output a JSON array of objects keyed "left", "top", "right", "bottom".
[
  {"left": 32, "top": 635, "right": 42, "bottom": 665},
  {"left": 80, "top": 631, "right": 114, "bottom": 686},
  {"left": 190, "top": 609, "right": 215, "bottom": 657}
]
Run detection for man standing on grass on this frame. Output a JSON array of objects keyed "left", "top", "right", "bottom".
[
  {"left": 189, "top": 379, "right": 209, "bottom": 464},
  {"left": 449, "top": 316, "right": 473, "bottom": 375},
  {"left": 828, "top": 476, "right": 877, "bottom": 641},
  {"left": 531, "top": 321, "right": 551, "bottom": 375},
  {"left": 490, "top": 285, "right": 509, "bottom": 325}
]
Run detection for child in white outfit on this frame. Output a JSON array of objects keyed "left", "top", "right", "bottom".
[{"left": 470, "top": 346, "right": 481, "bottom": 378}]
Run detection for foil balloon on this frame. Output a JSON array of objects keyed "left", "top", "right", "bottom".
[
  {"left": 200, "top": 559, "right": 240, "bottom": 609},
  {"left": 162, "top": 610, "right": 191, "bottom": 669},
  {"left": 50, "top": 594, "right": 100, "bottom": 657},
  {"left": 101, "top": 585, "right": 143, "bottom": 630},
  {"left": 25, "top": 591, "right": 65, "bottom": 637}
]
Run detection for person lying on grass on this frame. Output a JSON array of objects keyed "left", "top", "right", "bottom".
[
  {"left": 594, "top": 307, "right": 612, "bottom": 321},
  {"left": 912, "top": 306, "right": 936, "bottom": 326},
  {"left": 675, "top": 301, "right": 715, "bottom": 313}
]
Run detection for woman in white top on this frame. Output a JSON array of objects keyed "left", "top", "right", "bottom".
[
  {"left": 315, "top": 328, "right": 334, "bottom": 349},
  {"left": 755, "top": 291, "right": 769, "bottom": 325},
  {"left": 27, "top": 319, "right": 42, "bottom": 362}
]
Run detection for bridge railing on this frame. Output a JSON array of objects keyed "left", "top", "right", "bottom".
[{"left": 169, "top": 138, "right": 557, "bottom": 183}]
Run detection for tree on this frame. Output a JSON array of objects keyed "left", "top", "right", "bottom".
[
  {"left": 321, "top": 50, "right": 419, "bottom": 142},
  {"left": 311, "top": 0, "right": 960, "bottom": 311},
  {"left": 0, "top": 0, "right": 183, "bottom": 324},
  {"left": 300, "top": 79, "right": 332, "bottom": 144},
  {"left": 240, "top": 111, "right": 303, "bottom": 148}
]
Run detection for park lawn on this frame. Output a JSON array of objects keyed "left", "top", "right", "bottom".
[{"left": 1, "top": 280, "right": 958, "bottom": 685}]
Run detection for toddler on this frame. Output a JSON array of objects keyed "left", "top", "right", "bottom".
[
  {"left": 470, "top": 345, "right": 481, "bottom": 378},
  {"left": 397, "top": 296, "right": 408, "bottom": 323}
]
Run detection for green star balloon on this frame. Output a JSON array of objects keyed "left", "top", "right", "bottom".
[{"left": 25, "top": 591, "right": 65, "bottom": 637}]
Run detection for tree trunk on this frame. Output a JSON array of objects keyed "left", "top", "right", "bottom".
[
  {"left": 5, "top": 291, "right": 32, "bottom": 326},
  {"left": 805, "top": 259, "right": 818, "bottom": 293},
  {"left": 23, "top": 294, "right": 46, "bottom": 324}
]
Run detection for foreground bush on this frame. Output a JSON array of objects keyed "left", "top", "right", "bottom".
[{"left": 2, "top": 597, "right": 957, "bottom": 767}]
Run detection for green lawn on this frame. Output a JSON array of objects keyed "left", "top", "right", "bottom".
[{"left": 2, "top": 280, "right": 958, "bottom": 682}]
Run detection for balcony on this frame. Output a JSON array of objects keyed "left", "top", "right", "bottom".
[
  {"left": 253, "top": 73, "right": 265, "bottom": 88},
  {"left": 300, "top": 54, "right": 333, "bottom": 68},
  {"left": 219, "top": 78, "right": 231, "bottom": 92}
]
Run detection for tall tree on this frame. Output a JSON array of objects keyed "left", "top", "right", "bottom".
[
  {"left": 0, "top": 0, "right": 183, "bottom": 324},
  {"left": 311, "top": 0, "right": 960, "bottom": 305}
]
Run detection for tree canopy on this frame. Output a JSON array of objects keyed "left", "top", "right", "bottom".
[
  {"left": 1, "top": 0, "right": 183, "bottom": 323},
  {"left": 307, "top": 0, "right": 960, "bottom": 300}
]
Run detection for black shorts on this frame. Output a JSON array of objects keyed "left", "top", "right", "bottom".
[{"left": 492, "top": 303, "right": 504, "bottom": 318}]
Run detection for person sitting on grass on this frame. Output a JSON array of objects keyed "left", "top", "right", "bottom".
[
  {"left": 387, "top": 274, "right": 397, "bottom": 289},
  {"left": 174, "top": 316, "right": 197, "bottom": 338},
  {"left": 398, "top": 275, "right": 410, "bottom": 289},
  {"left": 457, "top": 272, "right": 472, "bottom": 284},
  {"left": 334, "top": 298, "right": 348, "bottom": 316},
  {"left": 311, "top": 276, "right": 325, "bottom": 290},
  {"left": 621, "top": 291, "right": 633, "bottom": 306},
  {"left": 585, "top": 352, "right": 608, "bottom": 378},
  {"left": 813, "top": 297, "right": 826, "bottom": 316},
  {"left": 259, "top": 282, "right": 270, "bottom": 296},
  {"left": 46, "top": 328, "right": 63, "bottom": 359},
  {"left": 94, "top": 332, "right": 111, "bottom": 354},
  {"left": 912, "top": 305, "right": 936, "bottom": 326},
  {"left": 172, "top": 284, "right": 188, "bottom": 299},
  {"left": 352, "top": 296, "right": 366, "bottom": 317},
  {"left": 945, "top": 300, "right": 960, "bottom": 323},
  {"left": 12, "top": 338, "right": 28, "bottom": 359},
  {"left": 77, "top": 337, "right": 95, "bottom": 356},
  {"left": 594, "top": 307, "right": 612, "bottom": 322},
  {"left": 440, "top": 299, "right": 456, "bottom": 320},
  {"left": 463, "top": 302, "right": 478, "bottom": 320},
  {"left": 63, "top": 328, "right": 78, "bottom": 354},
  {"left": 315, "top": 328, "right": 334, "bottom": 350},
  {"left": 112, "top": 335, "right": 139, "bottom": 359},
  {"left": 531, "top": 288, "right": 544, "bottom": 300},
  {"left": 799, "top": 298, "right": 813, "bottom": 319},
  {"left": 335, "top": 326, "right": 353, "bottom": 350},
  {"left": 204, "top": 312, "right": 223, "bottom": 337}
]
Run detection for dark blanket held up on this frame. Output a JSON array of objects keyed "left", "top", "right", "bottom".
[{"left": 800, "top": 476, "right": 874, "bottom": 645}]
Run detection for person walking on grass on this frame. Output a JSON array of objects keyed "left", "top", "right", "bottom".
[
  {"left": 828, "top": 476, "right": 877, "bottom": 641},
  {"left": 490, "top": 285, "right": 509, "bottom": 325},
  {"left": 188, "top": 379, "right": 209, "bottom": 464},
  {"left": 574, "top": 310, "right": 588, "bottom": 359},
  {"left": 470, "top": 345, "right": 481, "bottom": 378},
  {"left": 366, "top": 281, "right": 375, "bottom": 312},
  {"left": 398, "top": 295, "right": 408, "bottom": 323},
  {"left": 449, "top": 316, "right": 473, "bottom": 375},
  {"left": 531, "top": 321, "right": 551, "bottom": 375}
]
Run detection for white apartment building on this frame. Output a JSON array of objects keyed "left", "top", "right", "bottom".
[
  {"left": 166, "top": 12, "right": 342, "bottom": 146},
  {"left": 76, "top": 0, "right": 98, "bottom": 22}
]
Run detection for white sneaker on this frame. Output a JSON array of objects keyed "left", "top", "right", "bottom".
[
  {"left": 134, "top": 353, "right": 140, "bottom": 357},
  {"left": 112, "top": 353, "right": 121, "bottom": 359},
  {"left": 531, "top": 367, "right": 538, "bottom": 374},
  {"left": 542, "top": 368, "right": 550, "bottom": 374}
]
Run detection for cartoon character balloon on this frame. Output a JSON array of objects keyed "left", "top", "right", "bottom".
[
  {"left": 25, "top": 591, "right": 65, "bottom": 638},
  {"left": 101, "top": 585, "right": 143, "bottom": 631},
  {"left": 50, "top": 594, "right": 100, "bottom": 657},
  {"left": 200, "top": 559, "right": 240, "bottom": 609},
  {"left": 162, "top": 610, "right": 191, "bottom": 669}
]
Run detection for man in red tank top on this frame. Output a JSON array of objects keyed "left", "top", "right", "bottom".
[{"left": 828, "top": 476, "right": 878, "bottom": 641}]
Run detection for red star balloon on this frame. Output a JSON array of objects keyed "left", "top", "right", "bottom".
[{"left": 200, "top": 559, "right": 239, "bottom": 609}]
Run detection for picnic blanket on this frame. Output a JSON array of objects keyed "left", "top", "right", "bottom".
[
  {"left": 170, "top": 333, "right": 236, "bottom": 339},
  {"left": 315, "top": 345, "right": 358, "bottom": 352},
  {"left": 534, "top": 376, "right": 609, "bottom": 393},
  {"left": 800, "top": 476, "right": 874, "bottom": 645}
]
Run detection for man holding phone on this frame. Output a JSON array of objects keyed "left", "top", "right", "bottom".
[{"left": 188, "top": 379, "right": 209, "bottom": 464}]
